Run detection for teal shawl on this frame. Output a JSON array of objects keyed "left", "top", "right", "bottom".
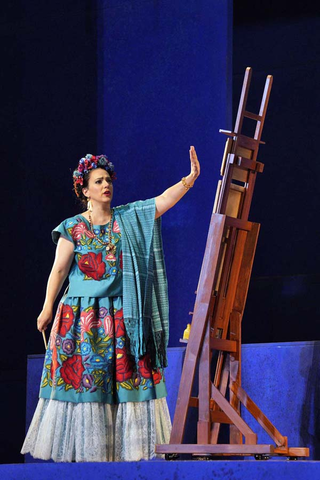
[{"left": 114, "top": 198, "right": 169, "bottom": 368}]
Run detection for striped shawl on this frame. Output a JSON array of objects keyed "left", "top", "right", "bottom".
[{"left": 114, "top": 198, "right": 169, "bottom": 368}]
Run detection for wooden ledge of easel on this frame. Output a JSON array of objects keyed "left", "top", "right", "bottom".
[
  {"left": 225, "top": 217, "right": 252, "bottom": 232},
  {"left": 229, "top": 155, "right": 264, "bottom": 173},
  {"left": 180, "top": 338, "right": 237, "bottom": 354},
  {"left": 219, "top": 129, "right": 266, "bottom": 145},
  {"left": 211, "top": 338, "right": 237, "bottom": 353}
]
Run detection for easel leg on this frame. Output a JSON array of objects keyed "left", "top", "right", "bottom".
[
  {"left": 197, "top": 317, "right": 211, "bottom": 444},
  {"left": 229, "top": 312, "right": 242, "bottom": 444}
]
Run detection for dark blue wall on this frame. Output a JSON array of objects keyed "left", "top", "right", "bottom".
[
  {"left": 1, "top": 0, "right": 98, "bottom": 463},
  {"left": 97, "top": 0, "right": 232, "bottom": 347},
  {"left": 233, "top": 15, "right": 320, "bottom": 343}
]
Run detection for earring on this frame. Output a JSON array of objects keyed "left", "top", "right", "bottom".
[{"left": 87, "top": 197, "right": 93, "bottom": 212}]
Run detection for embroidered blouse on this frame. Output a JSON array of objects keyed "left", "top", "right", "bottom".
[{"left": 53, "top": 198, "right": 169, "bottom": 368}]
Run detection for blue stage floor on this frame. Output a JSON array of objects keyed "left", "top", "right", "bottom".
[{"left": 1, "top": 460, "right": 320, "bottom": 480}]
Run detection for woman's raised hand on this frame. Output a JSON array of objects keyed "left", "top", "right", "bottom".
[
  {"left": 187, "top": 145, "right": 200, "bottom": 184},
  {"left": 154, "top": 145, "right": 201, "bottom": 218}
]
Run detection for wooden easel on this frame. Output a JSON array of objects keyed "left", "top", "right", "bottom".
[{"left": 157, "top": 67, "right": 309, "bottom": 459}]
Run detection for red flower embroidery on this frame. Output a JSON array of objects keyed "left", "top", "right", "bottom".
[
  {"left": 59, "top": 304, "right": 74, "bottom": 337},
  {"left": 115, "top": 348, "right": 134, "bottom": 382},
  {"left": 50, "top": 346, "right": 60, "bottom": 381},
  {"left": 78, "top": 252, "right": 106, "bottom": 280},
  {"left": 113, "top": 219, "right": 120, "bottom": 233},
  {"left": 138, "top": 354, "right": 153, "bottom": 379},
  {"left": 60, "top": 355, "right": 85, "bottom": 390},
  {"left": 106, "top": 253, "right": 116, "bottom": 262},
  {"left": 71, "top": 222, "right": 95, "bottom": 241},
  {"left": 103, "top": 314, "right": 114, "bottom": 338},
  {"left": 152, "top": 368, "right": 162, "bottom": 385},
  {"left": 114, "top": 308, "right": 125, "bottom": 338},
  {"left": 119, "top": 251, "right": 123, "bottom": 270},
  {"left": 80, "top": 308, "right": 102, "bottom": 341},
  {"left": 50, "top": 302, "right": 62, "bottom": 350}
]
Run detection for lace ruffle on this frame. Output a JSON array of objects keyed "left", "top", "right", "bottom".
[{"left": 21, "top": 397, "right": 171, "bottom": 462}]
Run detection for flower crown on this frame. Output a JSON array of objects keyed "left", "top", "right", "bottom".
[{"left": 73, "top": 154, "right": 116, "bottom": 196}]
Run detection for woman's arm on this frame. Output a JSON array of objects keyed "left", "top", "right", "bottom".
[
  {"left": 155, "top": 146, "right": 200, "bottom": 219},
  {"left": 37, "top": 237, "right": 75, "bottom": 332}
]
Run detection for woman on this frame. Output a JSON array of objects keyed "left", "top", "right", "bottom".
[{"left": 21, "top": 146, "right": 200, "bottom": 462}]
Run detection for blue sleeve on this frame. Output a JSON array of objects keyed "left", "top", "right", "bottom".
[{"left": 52, "top": 218, "right": 75, "bottom": 245}]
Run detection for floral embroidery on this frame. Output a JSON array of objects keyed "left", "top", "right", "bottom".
[
  {"left": 62, "top": 339, "right": 75, "bottom": 355},
  {"left": 82, "top": 373, "right": 94, "bottom": 389},
  {"left": 115, "top": 348, "right": 134, "bottom": 382},
  {"left": 42, "top": 298, "right": 166, "bottom": 397},
  {"left": 103, "top": 314, "right": 113, "bottom": 337},
  {"left": 60, "top": 355, "right": 85, "bottom": 390},
  {"left": 78, "top": 252, "right": 106, "bottom": 280},
  {"left": 50, "top": 303, "right": 63, "bottom": 350},
  {"left": 64, "top": 218, "right": 123, "bottom": 281},
  {"left": 71, "top": 222, "right": 95, "bottom": 241},
  {"left": 152, "top": 369, "right": 162, "bottom": 385},
  {"left": 81, "top": 342, "right": 92, "bottom": 355},
  {"left": 106, "top": 253, "right": 116, "bottom": 262},
  {"left": 138, "top": 355, "right": 153, "bottom": 379},
  {"left": 80, "top": 308, "right": 102, "bottom": 341},
  {"left": 50, "top": 347, "right": 60, "bottom": 381},
  {"left": 114, "top": 308, "right": 125, "bottom": 337},
  {"left": 112, "top": 219, "right": 120, "bottom": 233},
  {"left": 59, "top": 305, "right": 74, "bottom": 337}
]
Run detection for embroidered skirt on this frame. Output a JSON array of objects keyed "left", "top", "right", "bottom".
[{"left": 21, "top": 295, "right": 171, "bottom": 461}]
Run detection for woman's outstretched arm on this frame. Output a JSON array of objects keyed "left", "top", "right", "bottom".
[
  {"left": 155, "top": 145, "right": 200, "bottom": 219},
  {"left": 37, "top": 237, "right": 74, "bottom": 332}
]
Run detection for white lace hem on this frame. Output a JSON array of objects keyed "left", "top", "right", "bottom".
[{"left": 21, "top": 398, "right": 172, "bottom": 462}]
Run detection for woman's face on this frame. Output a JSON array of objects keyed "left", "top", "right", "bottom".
[{"left": 82, "top": 167, "right": 113, "bottom": 207}]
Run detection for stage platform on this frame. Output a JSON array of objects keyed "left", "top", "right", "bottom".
[
  {"left": 2, "top": 341, "right": 318, "bottom": 478},
  {"left": 1, "top": 459, "right": 320, "bottom": 480}
]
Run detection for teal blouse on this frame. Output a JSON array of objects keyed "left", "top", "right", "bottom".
[
  {"left": 53, "top": 198, "right": 169, "bottom": 369},
  {"left": 52, "top": 214, "right": 123, "bottom": 298}
]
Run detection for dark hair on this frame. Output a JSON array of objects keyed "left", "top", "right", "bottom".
[
  {"left": 72, "top": 154, "right": 116, "bottom": 208},
  {"left": 73, "top": 167, "right": 114, "bottom": 208}
]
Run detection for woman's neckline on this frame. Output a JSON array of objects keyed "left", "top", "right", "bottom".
[{"left": 78, "top": 213, "right": 111, "bottom": 227}]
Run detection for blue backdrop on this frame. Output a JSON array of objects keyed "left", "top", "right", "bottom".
[{"left": 96, "top": 0, "right": 232, "bottom": 345}]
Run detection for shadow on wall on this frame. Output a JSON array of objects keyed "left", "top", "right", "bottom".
[{"left": 300, "top": 344, "right": 320, "bottom": 459}]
